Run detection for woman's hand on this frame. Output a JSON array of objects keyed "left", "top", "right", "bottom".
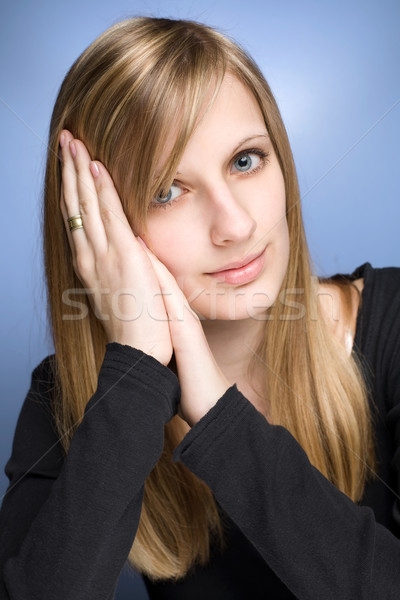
[
  {"left": 140, "top": 243, "right": 230, "bottom": 426},
  {"left": 59, "top": 130, "right": 173, "bottom": 366}
]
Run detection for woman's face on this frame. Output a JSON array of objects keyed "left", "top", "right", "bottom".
[{"left": 142, "top": 75, "right": 290, "bottom": 320}]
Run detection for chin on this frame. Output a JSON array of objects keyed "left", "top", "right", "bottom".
[{"left": 190, "top": 281, "right": 280, "bottom": 321}]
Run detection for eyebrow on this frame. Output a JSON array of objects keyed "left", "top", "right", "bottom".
[
  {"left": 175, "top": 133, "right": 270, "bottom": 176},
  {"left": 231, "top": 133, "right": 270, "bottom": 155}
]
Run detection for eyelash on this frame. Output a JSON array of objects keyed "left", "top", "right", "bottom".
[
  {"left": 151, "top": 147, "right": 270, "bottom": 211},
  {"left": 232, "top": 148, "right": 270, "bottom": 176}
]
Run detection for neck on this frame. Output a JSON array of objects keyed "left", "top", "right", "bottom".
[{"left": 201, "top": 317, "right": 265, "bottom": 383}]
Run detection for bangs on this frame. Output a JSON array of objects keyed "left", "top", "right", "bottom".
[
  {"left": 144, "top": 56, "right": 227, "bottom": 228},
  {"left": 102, "top": 24, "right": 228, "bottom": 233},
  {"left": 57, "top": 16, "right": 288, "bottom": 235}
]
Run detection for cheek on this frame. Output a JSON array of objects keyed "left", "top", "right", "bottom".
[
  {"left": 251, "top": 164, "right": 286, "bottom": 222},
  {"left": 142, "top": 222, "right": 198, "bottom": 282},
  {"left": 267, "top": 172, "right": 286, "bottom": 217}
]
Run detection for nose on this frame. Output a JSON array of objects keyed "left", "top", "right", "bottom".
[{"left": 206, "top": 182, "right": 257, "bottom": 246}]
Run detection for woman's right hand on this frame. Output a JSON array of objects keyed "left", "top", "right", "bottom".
[{"left": 59, "top": 129, "right": 173, "bottom": 366}]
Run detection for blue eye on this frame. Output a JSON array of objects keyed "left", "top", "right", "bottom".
[
  {"left": 154, "top": 184, "right": 183, "bottom": 206},
  {"left": 232, "top": 152, "right": 262, "bottom": 173}
]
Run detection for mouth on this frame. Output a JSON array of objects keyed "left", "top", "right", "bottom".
[{"left": 206, "top": 246, "right": 267, "bottom": 285}]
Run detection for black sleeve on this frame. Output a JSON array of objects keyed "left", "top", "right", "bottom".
[
  {"left": 0, "top": 343, "right": 180, "bottom": 600},
  {"left": 173, "top": 386, "right": 400, "bottom": 599}
]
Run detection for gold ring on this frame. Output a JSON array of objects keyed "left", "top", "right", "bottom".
[{"left": 67, "top": 214, "right": 84, "bottom": 232}]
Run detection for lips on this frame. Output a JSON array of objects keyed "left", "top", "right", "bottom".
[
  {"left": 206, "top": 246, "right": 267, "bottom": 285},
  {"left": 207, "top": 247, "right": 266, "bottom": 274}
]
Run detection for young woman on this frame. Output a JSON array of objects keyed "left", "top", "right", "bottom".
[{"left": 0, "top": 16, "right": 399, "bottom": 600}]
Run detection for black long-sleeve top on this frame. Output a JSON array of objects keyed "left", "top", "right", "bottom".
[{"left": 0, "top": 261, "right": 399, "bottom": 599}]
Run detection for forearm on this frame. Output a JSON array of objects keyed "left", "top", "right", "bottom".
[
  {"left": 1, "top": 343, "right": 179, "bottom": 600},
  {"left": 174, "top": 385, "right": 400, "bottom": 600}
]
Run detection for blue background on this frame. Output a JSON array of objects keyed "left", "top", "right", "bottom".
[{"left": 1, "top": 1, "right": 399, "bottom": 597}]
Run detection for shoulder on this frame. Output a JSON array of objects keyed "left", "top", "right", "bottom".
[
  {"left": 354, "top": 264, "right": 400, "bottom": 416},
  {"left": 359, "top": 265, "right": 400, "bottom": 398},
  {"left": 318, "top": 262, "right": 400, "bottom": 354},
  {"left": 317, "top": 276, "right": 364, "bottom": 354},
  {"left": 353, "top": 263, "right": 400, "bottom": 345},
  {"left": 24, "top": 354, "right": 59, "bottom": 421},
  {"left": 319, "top": 263, "right": 400, "bottom": 408},
  {"left": 34, "top": 353, "right": 57, "bottom": 382},
  {"left": 5, "top": 354, "right": 64, "bottom": 482}
]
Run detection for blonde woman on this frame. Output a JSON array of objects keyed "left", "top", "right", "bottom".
[{"left": 0, "top": 17, "right": 399, "bottom": 599}]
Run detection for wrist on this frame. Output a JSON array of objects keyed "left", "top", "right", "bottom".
[{"left": 179, "top": 403, "right": 215, "bottom": 427}]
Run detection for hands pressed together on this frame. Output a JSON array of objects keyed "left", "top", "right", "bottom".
[{"left": 59, "top": 130, "right": 229, "bottom": 426}]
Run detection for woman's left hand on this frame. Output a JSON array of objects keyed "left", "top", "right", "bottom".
[{"left": 139, "top": 240, "right": 230, "bottom": 426}]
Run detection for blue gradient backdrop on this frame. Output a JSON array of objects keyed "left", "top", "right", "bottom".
[{"left": 1, "top": 1, "right": 399, "bottom": 597}]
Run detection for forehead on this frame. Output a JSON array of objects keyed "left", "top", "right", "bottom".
[
  {"left": 179, "top": 75, "right": 266, "bottom": 160},
  {"left": 156, "top": 73, "right": 268, "bottom": 187},
  {"left": 204, "top": 73, "right": 263, "bottom": 123}
]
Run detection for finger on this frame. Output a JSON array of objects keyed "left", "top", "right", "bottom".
[
  {"left": 60, "top": 130, "right": 91, "bottom": 262},
  {"left": 142, "top": 244, "right": 229, "bottom": 420},
  {"left": 71, "top": 139, "right": 108, "bottom": 256},
  {"left": 90, "top": 160, "right": 141, "bottom": 256},
  {"left": 60, "top": 184, "right": 79, "bottom": 272},
  {"left": 142, "top": 246, "right": 200, "bottom": 327}
]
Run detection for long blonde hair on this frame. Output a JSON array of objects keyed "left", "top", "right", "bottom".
[{"left": 43, "top": 17, "right": 375, "bottom": 580}]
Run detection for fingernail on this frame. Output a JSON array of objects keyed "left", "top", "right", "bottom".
[
  {"left": 90, "top": 161, "right": 99, "bottom": 178},
  {"left": 59, "top": 132, "right": 65, "bottom": 148},
  {"left": 69, "top": 140, "right": 77, "bottom": 158}
]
